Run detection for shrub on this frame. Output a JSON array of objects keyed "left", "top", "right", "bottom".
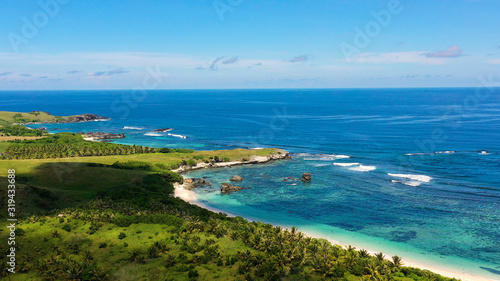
[
  {"left": 98, "top": 243, "right": 107, "bottom": 248},
  {"left": 159, "top": 147, "right": 171, "bottom": 153},
  {"left": 89, "top": 221, "right": 102, "bottom": 234},
  {"left": 62, "top": 224, "right": 72, "bottom": 232},
  {"left": 147, "top": 245, "right": 158, "bottom": 258},
  {"left": 111, "top": 160, "right": 153, "bottom": 171},
  {"left": 118, "top": 232, "right": 127, "bottom": 240},
  {"left": 174, "top": 148, "right": 194, "bottom": 153},
  {"left": 223, "top": 157, "right": 230, "bottom": 162},
  {"left": 154, "top": 163, "right": 169, "bottom": 170},
  {"left": 187, "top": 159, "right": 197, "bottom": 167},
  {"left": 188, "top": 269, "right": 199, "bottom": 279},
  {"left": 14, "top": 228, "right": 25, "bottom": 236},
  {"left": 113, "top": 216, "right": 133, "bottom": 227},
  {"left": 160, "top": 171, "right": 184, "bottom": 184}
]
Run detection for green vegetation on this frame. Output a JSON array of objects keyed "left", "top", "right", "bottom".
[
  {"left": 0, "top": 125, "right": 48, "bottom": 137},
  {"left": 0, "top": 136, "right": 456, "bottom": 280},
  {"left": 0, "top": 111, "right": 65, "bottom": 126},
  {"left": 1, "top": 133, "right": 160, "bottom": 159}
]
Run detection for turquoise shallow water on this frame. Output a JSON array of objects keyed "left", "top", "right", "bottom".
[{"left": 2, "top": 88, "right": 499, "bottom": 279}]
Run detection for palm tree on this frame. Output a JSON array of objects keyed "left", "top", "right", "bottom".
[
  {"left": 375, "top": 252, "right": 385, "bottom": 263},
  {"left": 359, "top": 249, "right": 370, "bottom": 258},
  {"left": 391, "top": 255, "right": 403, "bottom": 269}
]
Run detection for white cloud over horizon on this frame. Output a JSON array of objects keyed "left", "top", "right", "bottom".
[{"left": 0, "top": 50, "right": 492, "bottom": 90}]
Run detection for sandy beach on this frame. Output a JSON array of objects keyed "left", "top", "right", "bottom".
[{"left": 174, "top": 184, "right": 497, "bottom": 281}]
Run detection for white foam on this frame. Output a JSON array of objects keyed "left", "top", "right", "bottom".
[
  {"left": 144, "top": 132, "right": 163, "bottom": 137},
  {"left": 388, "top": 173, "right": 432, "bottom": 183},
  {"left": 391, "top": 180, "right": 422, "bottom": 187},
  {"left": 168, "top": 133, "right": 188, "bottom": 139},
  {"left": 124, "top": 126, "right": 143, "bottom": 130},
  {"left": 303, "top": 154, "right": 350, "bottom": 161},
  {"left": 349, "top": 165, "right": 376, "bottom": 172},
  {"left": 313, "top": 164, "right": 330, "bottom": 167},
  {"left": 480, "top": 150, "right": 490, "bottom": 155},
  {"left": 93, "top": 119, "right": 109, "bottom": 121},
  {"left": 334, "top": 155, "right": 350, "bottom": 159},
  {"left": 435, "top": 151, "right": 455, "bottom": 154},
  {"left": 334, "top": 162, "right": 360, "bottom": 167}
]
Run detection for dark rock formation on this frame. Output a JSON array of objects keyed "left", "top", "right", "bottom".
[
  {"left": 184, "top": 178, "right": 211, "bottom": 190},
  {"left": 63, "top": 114, "right": 109, "bottom": 123},
  {"left": 221, "top": 183, "right": 243, "bottom": 194},
  {"left": 301, "top": 173, "right": 312, "bottom": 182},
  {"left": 153, "top": 128, "right": 173, "bottom": 132},
  {"left": 83, "top": 132, "right": 126, "bottom": 140},
  {"left": 31, "top": 111, "right": 52, "bottom": 115},
  {"left": 230, "top": 175, "right": 244, "bottom": 182}
]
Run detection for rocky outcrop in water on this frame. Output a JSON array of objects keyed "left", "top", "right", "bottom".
[
  {"left": 301, "top": 173, "right": 312, "bottom": 182},
  {"left": 184, "top": 178, "right": 211, "bottom": 190},
  {"left": 221, "top": 183, "right": 244, "bottom": 194},
  {"left": 230, "top": 175, "right": 244, "bottom": 182},
  {"left": 153, "top": 128, "right": 173, "bottom": 132}
]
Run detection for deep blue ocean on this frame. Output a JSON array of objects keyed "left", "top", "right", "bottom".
[{"left": 2, "top": 88, "right": 499, "bottom": 279}]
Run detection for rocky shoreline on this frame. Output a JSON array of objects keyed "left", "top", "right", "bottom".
[
  {"left": 172, "top": 149, "right": 291, "bottom": 174},
  {"left": 80, "top": 131, "right": 126, "bottom": 141},
  {"left": 173, "top": 149, "right": 291, "bottom": 192},
  {"left": 16, "top": 113, "right": 110, "bottom": 125}
]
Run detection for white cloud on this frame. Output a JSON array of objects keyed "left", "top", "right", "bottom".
[{"left": 349, "top": 51, "right": 446, "bottom": 65}]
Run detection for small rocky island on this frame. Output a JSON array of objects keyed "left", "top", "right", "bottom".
[
  {"left": 152, "top": 128, "right": 173, "bottom": 132},
  {"left": 221, "top": 183, "right": 248, "bottom": 194},
  {"left": 79, "top": 131, "right": 126, "bottom": 141}
]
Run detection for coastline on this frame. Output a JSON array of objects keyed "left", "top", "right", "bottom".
[
  {"left": 173, "top": 168, "right": 496, "bottom": 281},
  {"left": 172, "top": 148, "right": 291, "bottom": 174}
]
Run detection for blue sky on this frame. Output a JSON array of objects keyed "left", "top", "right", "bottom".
[{"left": 1, "top": 0, "right": 499, "bottom": 90}]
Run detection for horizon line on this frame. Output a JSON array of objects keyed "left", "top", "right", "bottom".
[{"left": 0, "top": 86, "right": 496, "bottom": 92}]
